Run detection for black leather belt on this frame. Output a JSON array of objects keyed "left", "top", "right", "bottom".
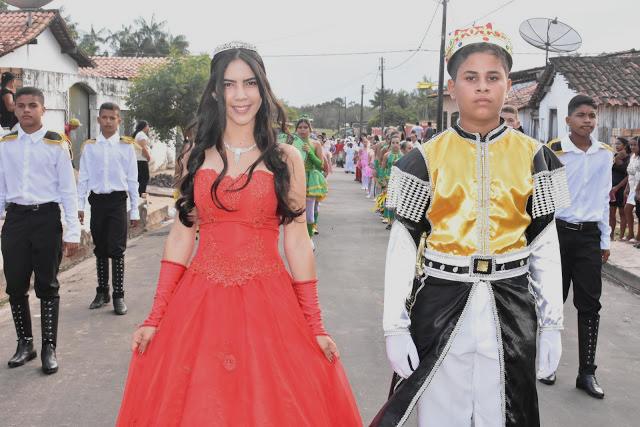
[
  {"left": 556, "top": 219, "right": 599, "bottom": 232},
  {"left": 6, "top": 202, "right": 59, "bottom": 213},
  {"left": 424, "top": 255, "right": 529, "bottom": 276}
]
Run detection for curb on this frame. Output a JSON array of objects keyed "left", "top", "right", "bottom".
[
  {"left": 0, "top": 205, "right": 170, "bottom": 306},
  {"left": 603, "top": 262, "right": 640, "bottom": 294}
]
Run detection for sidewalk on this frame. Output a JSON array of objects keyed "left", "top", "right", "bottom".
[
  {"left": 603, "top": 240, "right": 640, "bottom": 292},
  {"left": 0, "top": 193, "right": 175, "bottom": 304}
]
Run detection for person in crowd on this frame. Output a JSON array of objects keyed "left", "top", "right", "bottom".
[
  {"left": 359, "top": 137, "right": 374, "bottom": 197},
  {"left": 77, "top": 103, "right": 140, "bottom": 316},
  {"left": 344, "top": 141, "right": 356, "bottom": 173},
  {"left": 0, "top": 71, "right": 18, "bottom": 130},
  {"left": 64, "top": 118, "right": 81, "bottom": 140},
  {"left": 400, "top": 140, "right": 414, "bottom": 155},
  {"left": 609, "top": 137, "right": 630, "bottom": 240},
  {"left": 116, "top": 41, "right": 362, "bottom": 426},
  {"left": 411, "top": 121, "right": 423, "bottom": 141},
  {"left": 0, "top": 87, "right": 80, "bottom": 375},
  {"left": 373, "top": 24, "right": 566, "bottom": 426},
  {"left": 380, "top": 134, "right": 402, "bottom": 229},
  {"left": 624, "top": 136, "right": 640, "bottom": 244},
  {"left": 546, "top": 94, "right": 613, "bottom": 399},
  {"left": 133, "top": 120, "right": 153, "bottom": 196},
  {"left": 501, "top": 104, "right": 524, "bottom": 133}
]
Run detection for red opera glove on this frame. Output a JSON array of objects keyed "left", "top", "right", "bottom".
[
  {"left": 141, "top": 260, "right": 187, "bottom": 327},
  {"left": 292, "top": 279, "right": 328, "bottom": 336}
]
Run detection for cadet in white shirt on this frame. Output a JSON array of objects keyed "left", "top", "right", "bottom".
[
  {"left": 0, "top": 87, "right": 80, "bottom": 375},
  {"left": 544, "top": 94, "right": 613, "bottom": 399},
  {"left": 77, "top": 102, "right": 139, "bottom": 316}
]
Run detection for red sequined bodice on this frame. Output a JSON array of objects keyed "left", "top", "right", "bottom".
[{"left": 188, "top": 169, "right": 287, "bottom": 286}]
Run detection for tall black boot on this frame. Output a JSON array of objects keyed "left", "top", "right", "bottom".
[
  {"left": 89, "top": 257, "right": 111, "bottom": 309},
  {"left": 40, "top": 297, "right": 59, "bottom": 375},
  {"left": 576, "top": 314, "right": 605, "bottom": 398},
  {"left": 112, "top": 257, "right": 128, "bottom": 315},
  {"left": 7, "top": 296, "right": 37, "bottom": 368}
]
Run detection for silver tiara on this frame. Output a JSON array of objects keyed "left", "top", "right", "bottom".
[{"left": 213, "top": 41, "right": 258, "bottom": 57}]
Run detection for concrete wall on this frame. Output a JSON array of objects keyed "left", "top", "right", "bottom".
[
  {"left": 0, "top": 28, "right": 78, "bottom": 75},
  {"left": 537, "top": 74, "right": 578, "bottom": 142}
]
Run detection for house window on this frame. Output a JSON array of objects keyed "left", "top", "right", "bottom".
[
  {"left": 548, "top": 109, "right": 558, "bottom": 141},
  {"left": 451, "top": 112, "right": 459, "bottom": 127}
]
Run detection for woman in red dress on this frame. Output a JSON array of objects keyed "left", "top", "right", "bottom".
[{"left": 116, "top": 42, "right": 362, "bottom": 426}]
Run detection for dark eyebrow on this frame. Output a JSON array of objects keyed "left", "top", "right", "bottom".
[{"left": 223, "top": 78, "right": 257, "bottom": 83}]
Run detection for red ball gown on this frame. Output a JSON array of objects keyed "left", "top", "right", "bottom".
[{"left": 117, "top": 169, "right": 362, "bottom": 426}]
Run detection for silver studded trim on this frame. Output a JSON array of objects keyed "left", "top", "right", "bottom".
[
  {"left": 531, "top": 167, "right": 571, "bottom": 218},
  {"left": 386, "top": 166, "right": 431, "bottom": 223},
  {"left": 396, "top": 283, "right": 479, "bottom": 426},
  {"left": 486, "top": 283, "right": 507, "bottom": 426}
]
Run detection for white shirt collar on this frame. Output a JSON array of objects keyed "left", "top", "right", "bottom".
[
  {"left": 560, "top": 134, "right": 603, "bottom": 155},
  {"left": 97, "top": 132, "right": 120, "bottom": 145},
  {"left": 17, "top": 124, "right": 47, "bottom": 144}
]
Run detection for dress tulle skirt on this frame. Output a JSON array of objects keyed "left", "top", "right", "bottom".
[{"left": 116, "top": 268, "right": 362, "bottom": 426}]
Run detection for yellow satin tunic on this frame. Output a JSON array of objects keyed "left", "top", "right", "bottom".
[{"left": 423, "top": 128, "right": 539, "bottom": 256}]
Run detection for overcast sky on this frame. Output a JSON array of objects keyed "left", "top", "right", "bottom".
[{"left": 49, "top": 0, "right": 637, "bottom": 107}]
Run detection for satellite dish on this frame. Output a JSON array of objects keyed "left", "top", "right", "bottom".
[
  {"left": 5, "top": 0, "right": 54, "bottom": 8},
  {"left": 519, "top": 18, "right": 582, "bottom": 64}
]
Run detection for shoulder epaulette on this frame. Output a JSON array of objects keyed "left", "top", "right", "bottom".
[
  {"left": 43, "top": 131, "right": 67, "bottom": 147},
  {"left": 0, "top": 131, "right": 18, "bottom": 142},
  {"left": 120, "top": 136, "right": 135, "bottom": 144},
  {"left": 600, "top": 142, "right": 615, "bottom": 153},
  {"left": 546, "top": 138, "right": 563, "bottom": 155}
]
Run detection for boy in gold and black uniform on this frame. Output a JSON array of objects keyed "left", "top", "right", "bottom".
[{"left": 373, "top": 24, "right": 569, "bottom": 426}]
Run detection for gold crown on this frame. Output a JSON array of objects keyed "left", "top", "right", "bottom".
[
  {"left": 445, "top": 23, "right": 513, "bottom": 73},
  {"left": 213, "top": 41, "right": 258, "bottom": 58}
]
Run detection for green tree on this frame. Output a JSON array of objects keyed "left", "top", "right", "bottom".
[
  {"left": 78, "top": 26, "right": 107, "bottom": 56},
  {"left": 126, "top": 54, "right": 209, "bottom": 141},
  {"left": 0, "top": 1, "right": 8, "bottom": 11},
  {"left": 109, "top": 16, "right": 189, "bottom": 57}
]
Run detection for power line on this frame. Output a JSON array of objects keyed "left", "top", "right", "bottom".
[
  {"left": 263, "top": 47, "right": 554, "bottom": 58},
  {"left": 461, "top": 0, "right": 517, "bottom": 27},
  {"left": 386, "top": 1, "right": 441, "bottom": 71}
]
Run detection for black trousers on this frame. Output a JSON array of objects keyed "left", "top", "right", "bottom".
[
  {"left": 137, "top": 160, "right": 150, "bottom": 196},
  {"left": 1, "top": 203, "right": 63, "bottom": 303},
  {"left": 89, "top": 192, "right": 128, "bottom": 258},
  {"left": 557, "top": 222, "right": 602, "bottom": 317}
]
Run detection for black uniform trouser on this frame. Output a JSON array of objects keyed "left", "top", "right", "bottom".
[
  {"left": 557, "top": 222, "right": 602, "bottom": 317},
  {"left": 89, "top": 191, "right": 128, "bottom": 258},
  {"left": 1, "top": 203, "right": 63, "bottom": 303},
  {"left": 137, "top": 161, "right": 150, "bottom": 196}
]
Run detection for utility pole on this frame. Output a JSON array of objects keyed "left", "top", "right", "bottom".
[
  {"left": 380, "top": 57, "right": 385, "bottom": 132},
  {"left": 359, "top": 84, "right": 365, "bottom": 138},
  {"left": 344, "top": 97, "right": 348, "bottom": 136},
  {"left": 436, "top": 0, "right": 448, "bottom": 133}
]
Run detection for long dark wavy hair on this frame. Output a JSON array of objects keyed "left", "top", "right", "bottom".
[
  {"left": 133, "top": 120, "right": 149, "bottom": 138},
  {"left": 175, "top": 47, "right": 303, "bottom": 227}
]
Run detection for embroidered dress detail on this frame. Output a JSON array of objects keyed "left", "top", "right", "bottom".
[
  {"left": 531, "top": 167, "right": 571, "bottom": 218},
  {"left": 386, "top": 166, "right": 431, "bottom": 223}
]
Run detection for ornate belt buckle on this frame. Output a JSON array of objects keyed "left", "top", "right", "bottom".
[{"left": 470, "top": 255, "right": 494, "bottom": 276}]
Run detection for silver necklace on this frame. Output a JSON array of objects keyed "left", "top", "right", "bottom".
[{"left": 224, "top": 142, "right": 257, "bottom": 164}]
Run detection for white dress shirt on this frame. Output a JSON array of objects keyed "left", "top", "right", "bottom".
[
  {"left": 77, "top": 132, "right": 140, "bottom": 220},
  {"left": 0, "top": 125, "right": 80, "bottom": 243},
  {"left": 554, "top": 134, "right": 613, "bottom": 249},
  {"left": 134, "top": 131, "right": 150, "bottom": 162}
]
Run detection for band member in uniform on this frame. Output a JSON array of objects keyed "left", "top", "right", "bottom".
[
  {"left": 0, "top": 87, "right": 80, "bottom": 374},
  {"left": 77, "top": 102, "right": 140, "bottom": 315},
  {"left": 543, "top": 95, "right": 613, "bottom": 399},
  {"left": 372, "top": 24, "right": 568, "bottom": 426}
]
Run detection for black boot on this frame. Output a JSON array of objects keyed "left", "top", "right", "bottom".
[
  {"left": 576, "top": 314, "right": 605, "bottom": 398},
  {"left": 89, "top": 257, "right": 111, "bottom": 309},
  {"left": 112, "top": 257, "right": 128, "bottom": 315},
  {"left": 7, "top": 296, "right": 37, "bottom": 368},
  {"left": 40, "top": 297, "right": 60, "bottom": 375}
]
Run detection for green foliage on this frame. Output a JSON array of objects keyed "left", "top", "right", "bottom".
[
  {"left": 78, "top": 26, "right": 107, "bottom": 56},
  {"left": 126, "top": 54, "right": 210, "bottom": 140},
  {"left": 0, "top": 1, "right": 8, "bottom": 11},
  {"left": 109, "top": 16, "right": 189, "bottom": 57},
  {"left": 366, "top": 86, "right": 437, "bottom": 128}
]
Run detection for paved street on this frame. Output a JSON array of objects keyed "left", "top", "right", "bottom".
[{"left": 0, "top": 170, "right": 639, "bottom": 426}]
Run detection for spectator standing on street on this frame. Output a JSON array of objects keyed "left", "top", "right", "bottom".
[
  {"left": 0, "top": 71, "right": 18, "bottom": 130},
  {"left": 546, "top": 94, "right": 613, "bottom": 399},
  {"left": 424, "top": 121, "right": 436, "bottom": 140},
  {"left": 77, "top": 102, "right": 140, "bottom": 316},
  {"left": 0, "top": 87, "right": 80, "bottom": 375},
  {"left": 133, "top": 120, "right": 152, "bottom": 196},
  {"left": 501, "top": 104, "right": 525, "bottom": 133},
  {"left": 624, "top": 136, "right": 640, "bottom": 244},
  {"left": 411, "top": 121, "right": 423, "bottom": 141},
  {"left": 609, "top": 137, "right": 630, "bottom": 240}
]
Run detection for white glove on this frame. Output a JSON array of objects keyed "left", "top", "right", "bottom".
[
  {"left": 537, "top": 329, "right": 562, "bottom": 379},
  {"left": 385, "top": 334, "right": 420, "bottom": 379}
]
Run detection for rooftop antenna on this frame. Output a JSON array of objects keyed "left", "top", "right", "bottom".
[
  {"left": 5, "top": 1, "right": 55, "bottom": 27},
  {"left": 519, "top": 17, "right": 582, "bottom": 64}
]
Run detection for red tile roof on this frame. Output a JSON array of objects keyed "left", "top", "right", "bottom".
[
  {"left": 506, "top": 81, "right": 538, "bottom": 110},
  {"left": 0, "top": 10, "right": 93, "bottom": 67},
  {"left": 79, "top": 56, "right": 168, "bottom": 80},
  {"left": 531, "top": 50, "right": 640, "bottom": 107}
]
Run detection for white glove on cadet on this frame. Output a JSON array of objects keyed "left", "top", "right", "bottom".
[
  {"left": 386, "top": 334, "right": 420, "bottom": 379},
  {"left": 536, "top": 329, "right": 562, "bottom": 379}
]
